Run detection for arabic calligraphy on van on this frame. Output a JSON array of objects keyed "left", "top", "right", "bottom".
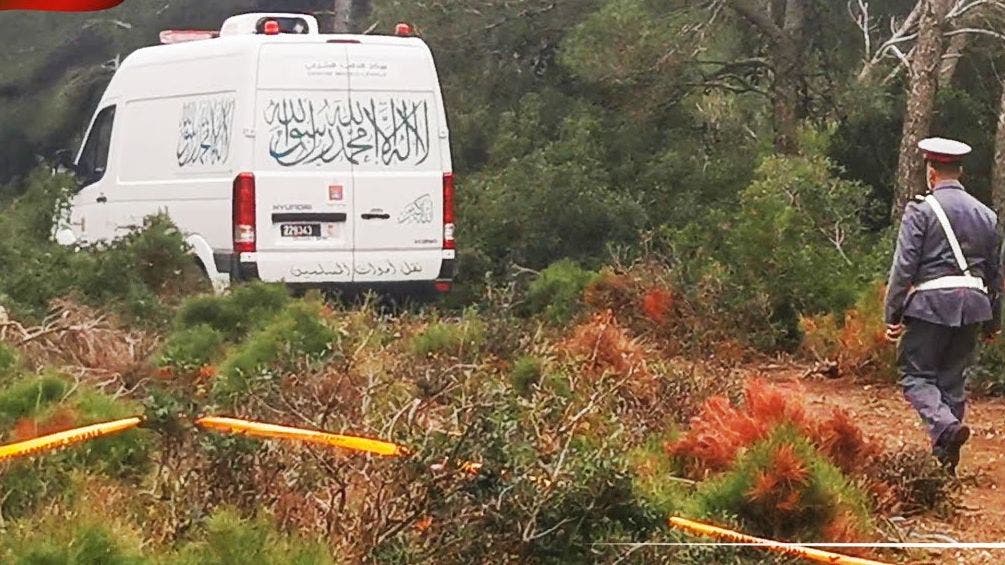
[
  {"left": 177, "top": 96, "right": 235, "bottom": 167},
  {"left": 355, "top": 260, "right": 423, "bottom": 277},
  {"left": 288, "top": 261, "right": 423, "bottom": 278},
  {"left": 304, "top": 61, "right": 390, "bottom": 78},
  {"left": 263, "top": 95, "right": 431, "bottom": 168}
]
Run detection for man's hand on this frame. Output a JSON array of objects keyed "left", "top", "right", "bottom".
[
  {"left": 983, "top": 330, "right": 1001, "bottom": 344},
  {"left": 885, "top": 323, "right": 904, "bottom": 343}
]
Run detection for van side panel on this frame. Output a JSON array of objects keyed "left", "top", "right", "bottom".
[
  {"left": 110, "top": 51, "right": 255, "bottom": 257},
  {"left": 252, "top": 43, "right": 355, "bottom": 284}
]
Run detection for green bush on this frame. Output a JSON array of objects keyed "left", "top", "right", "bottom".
[
  {"left": 0, "top": 171, "right": 202, "bottom": 323},
  {"left": 66, "top": 214, "right": 196, "bottom": 324},
  {"left": 213, "top": 300, "right": 339, "bottom": 402},
  {"left": 462, "top": 104, "right": 647, "bottom": 271},
  {"left": 0, "top": 379, "right": 151, "bottom": 518},
  {"left": 0, "top": 372, "right": 69, "bottom": 431},
  {"left": 727, "top": 154, "right": 876, "bottom": 315},
  {"left": 71, "top": 389, "right": 152, "bottom": 477},
  {"left": 971, "top": 337, "right": 1005, "bottom": 395},
  {"left": 626, "top": 433, "right": 691, "bottom": 518},
  {"left": 1, "top": 519, "right": 146, "bottom": 565},
  {"left": 158, "top": 324, "right": 226, "bottom": 373},
  {"left": 668, "top": 151, "right": 883, "bottom": 351},
  {"left": 175, "top": 282, "right": 290, "bottom": 340},
  {"left": 693, "top": 427, "right": 872, "bottom": 541},
  {"left": 0, "top": 341, "right": 21, "bottom": 380},
  {"left": 0, "top": 460, "right": 69, "bottom": 522},
  {"left": 522, "top": 260, "right": 599, "bottom": 323},
  {"left": 169, "top": 508, "right": 334, "bottom": 565},
  {"left": 410, "top": 315, "right": 486, "bottom": 357},
  {"left": 510, "top": 355, "right": 544, "bottom": 395}
]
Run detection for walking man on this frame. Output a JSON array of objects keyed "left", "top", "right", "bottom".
[{"left": 885, "top": 137, "right": 1001, "bottom": 475}]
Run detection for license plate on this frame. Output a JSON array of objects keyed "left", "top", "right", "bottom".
[{"left": 281, "top": 223, "right": 320, "bottom": 237}]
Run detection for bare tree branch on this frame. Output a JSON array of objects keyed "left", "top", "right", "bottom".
[{"left": 724, "top": 0, "right": 790, "bottom": 45}]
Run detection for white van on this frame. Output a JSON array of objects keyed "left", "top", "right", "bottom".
[{"left": 56, "top": 13, "right": 456, "bottom": 296}]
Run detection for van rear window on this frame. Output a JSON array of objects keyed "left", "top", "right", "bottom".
[{"left": 256, "top": 17, "right": 311, "bottom": 35}]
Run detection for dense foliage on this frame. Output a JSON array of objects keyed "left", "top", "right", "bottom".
[{"left": 3, "top": 0, "right": 1004, "bottom": 562}]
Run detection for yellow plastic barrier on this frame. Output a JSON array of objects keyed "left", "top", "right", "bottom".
[
  {"left": 0, "top": 417, "right": 142, "bottom": 463},
  {"left": 195, "top": 416, "right": 404, "bottom": 456},
  {"left": 668, "top": 516, "right": 890, "bottom": 565}
]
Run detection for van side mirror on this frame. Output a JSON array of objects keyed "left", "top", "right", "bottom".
[{"left": 53, "top": 149, "right": 79, "bottom": 176}]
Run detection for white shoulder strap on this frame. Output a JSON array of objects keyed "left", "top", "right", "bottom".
[{"left": 924, "top": 194, "right": 971, "bottom": 275}]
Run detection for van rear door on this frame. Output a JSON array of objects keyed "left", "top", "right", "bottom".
[
  {"left": 346, "top": 42, "right": 447, "bottom": 284},
  {"left": 253, "top": 42, "right": 355, "bottom": 283}
]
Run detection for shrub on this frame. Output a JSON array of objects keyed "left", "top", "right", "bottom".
[
  {"left": 1, "top": 519, "right": 146, "bottom": 565},
  {"left": 870, "top": 448, "right": 960, "bottom": 516},
  {"left": 582, "top": 262, "right": 756, "bottom": 360},
  {"left": 693, "top": 427, "right": 872, "bottom": 542},
  {"left": 214, "top": 300, "right": 339, "bottom": 403},
  {"left": 170, "top": 508, "right": 334, "bottom": 565},
  {"left": 71, "top": 389, "right": 152, "bottom": 477},
  {"left": 0, "top": 171, "right": 203, "bottom": 323},
  {"left": 0, "top": 341, "right": 21, "bottom": 380},
  {"left": 726, "top": 154, "right": 876, "bottom": 317},
  {"left": 562, "top": 310, "right": 649, "bottom": 380},
  {"left": 65, "top": 214, "right": 197, "bottom": 324},
  {"left": 664, "top": 153, "right": 882, "bottom": 351},
  {"left": 522, "top": 260, "right": 599, "bottom": 323},
  {"left": 800, "top": 281, "right": 894, "bottom": 380},
  {"left": 175, "top": 282, "right": 290, "bottom": 340},
  {"left": 410, "top": 314, "right": 486, "bottom": 357},
  {"left": 667, "top": 378, "right": 879, "bottom": 478},
  {"left": 971, "top": 336, "right": 1005, "bottom": 395},
  {"left": 0, "top": 380, "right": 151, "bottom": 518},
  {"left": 462, "top": 105, "right": 647, "bottom": 270},
  {"left": 628, "top": 434, "right": 693, "bottom": 517},
  {"left": 510, "top": 355, "right": 544, "bottom": 395},
  {"left": 0, "top": 372, "right": 69, "bottom": 431},
  {"left": 158, "top": 324, "right": 226, "bottom": 373}
]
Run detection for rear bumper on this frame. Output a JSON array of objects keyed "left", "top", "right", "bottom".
[{"left": 214, "top": 252, "right": 456, "bottom": 292}]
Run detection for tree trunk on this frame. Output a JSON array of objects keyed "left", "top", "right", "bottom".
[
  {"left": 725, "top": 0, "right": 805, "bottom": 154},
  {"left": 770, "top": 0, "right": 805, "bottom": 154},
  {"left": 892, "top": 0, "right": 954, "bottom": 219},
  {"left": 939, "top": 32, "right": 968, "bottom": 88},
  {"left": 332, "top": 0, "right": 373, "bottom": 33},
  {"left": 993, "top": 81, "right": 1005, "bottom": 229},
  {"left": 332, "top": 0, "right": 351, "bottom": 32}
]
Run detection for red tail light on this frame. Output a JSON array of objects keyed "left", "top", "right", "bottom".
[
  {"left": 443, "top": 172, "right": 455, "bottom": 250},
  {"left": 233, "top": 173, "right": 256, "bottom": 253}
]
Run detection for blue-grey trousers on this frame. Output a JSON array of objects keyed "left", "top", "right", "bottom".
[{"left": 897, "top": 318, "right": 979, "bottom": 447}]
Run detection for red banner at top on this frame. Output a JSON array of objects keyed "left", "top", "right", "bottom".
[{"left": 0, "top": 0, "right": 124, "bottom": 10}]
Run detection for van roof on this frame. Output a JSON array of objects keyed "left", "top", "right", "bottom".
[{"left": 121, "top": 33, "right": 428, "bottom": 70}]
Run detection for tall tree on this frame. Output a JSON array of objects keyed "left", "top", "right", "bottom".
[
  {"left": 724, "top": 0, "right": 806, "bottom": 154},
  {"left": 994, "top": 82, "right": 1005, "bottom": 226},
  {"left": 332, "top": 0, "right": 372, "bottom": 33},
  {"left": 892, "top": 0, "right": 955, "bottom": 217}
]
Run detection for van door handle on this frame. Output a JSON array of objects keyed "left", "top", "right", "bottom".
[
  {"left": 96, "top": 195, "right": 107, "bottom": 204},
  {"left": 361, "top": 213, "right": 390, "bottom": 220}
]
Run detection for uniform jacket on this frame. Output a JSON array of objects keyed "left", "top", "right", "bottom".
[{"left": 885, "top": 181, "right": 1001, "bottom": 331}]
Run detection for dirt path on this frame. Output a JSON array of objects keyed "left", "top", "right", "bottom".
[{"left": 758, "top": 367, "right": 1005, "bottom": 564}]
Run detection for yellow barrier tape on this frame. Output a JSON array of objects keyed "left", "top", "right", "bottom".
[
  {"left": 195, "top": 416, "right": 404, "bottom": 457},
  {"left": 668, "top": 516, "right": 890, "bottom": 565},
  {"left": 0, "top": 417, "right": 142, "bottom": 463}
]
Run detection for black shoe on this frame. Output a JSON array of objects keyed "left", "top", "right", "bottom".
[{"left": 936, "top": 424, "right": 970, "bottom": 476}]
